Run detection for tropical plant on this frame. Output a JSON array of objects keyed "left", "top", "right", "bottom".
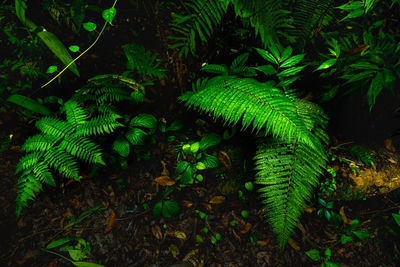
[
  {"left": 180, "top": 47, "right": 329, "bottom": 247},
  {"left": 15, "top": 99, "right": 123, "bottom": 217}
]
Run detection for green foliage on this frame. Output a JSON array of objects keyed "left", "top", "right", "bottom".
[
  {"left": 169, "top": 0, "right": 227, "bottom": 56},
  {"left": 15, "top": 100, "right": 123, "bottom": 217},
  {"left": 180, "top": 49, "right": 329, "bottom": 247}
]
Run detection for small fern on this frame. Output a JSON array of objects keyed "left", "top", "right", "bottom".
[{"left": 15, "top": 100, "right": 122, "bottom": 217}]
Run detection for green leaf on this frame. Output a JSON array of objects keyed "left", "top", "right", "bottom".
[
  {"left": 69, "top": 45, "right": 80, "bottom": 52},
  {"left": 190, "top": 142, "right": 200, "bottom": 153},
  {"left": 305, "top": 249, "right": 320, "bottom": 261},
  {"left": 336, "top": 1, "right": 363, "bottom": 10},
  {"left": 241, "top": 210, "right": 249, "bottom": 218},
  {"left": 340, "top": 234, "right": 354, "bottom": 244},
  {"left": 245, "top": 182, "right": 253, "bottom": 191},
  {"left": 367, "top": 72, "right": 383, "bottom": 110},
  {"left": 278, "top": 66, "right": 305, "bottom": 77},
  {"left": 280, "top": 54, "right": 305, "bottom": 68},
  {"left": 152, "top": 200, "right": 180, "bottom": 218},
  {"left": 253, "top": 65, "right": 277, "bottom": 76},
  {"left": 392, "top": 212, "right": 400, "bottom": 226},
  {"left": 46, "top": 65, "right": 58, "bottom": 74},
  {"left": 201, "top": 154, "right": 219, "bottom": 168},
  {"left": 255, "top": 48, "right": 278, "bottom": 65},
  {"left": 83, "top": 22, "right": 97, "bottom": 31},
  {"left": 102, "top": 7, "right": 116, "bottom": 24},
  {"left": 316, "top": 59, "right": 337, "bottom": 70},
  {"left": 37, "top": 31, "right": 79, "bottom": 76},
  {"left": 199, "top": 133, "right": 222, "bottom": 150},
  {"left": 341, "top": 9, "right": 364, "bottom": 20},
  {"left": 7, "top": 94, "right": 53, "bottom": 116},
  {"left": 353, "top": 230, "right": 370, "bottom": 240},
  {"left": 196, "top": 162, "right": 207, "bottom": 170},
  {"left": 130, "top": 114, "right": 157, "bottom": 129},
  {"left": 46, "top": 237, "right": 75, "bottom": 249},
  {"left": 112, "top": 137, "right": 130, "bottom": 157},
  {"left": 280, "top": 47, "right": 293, "bottom": 62},
  {"left": 176, "top": 161, "right": 190, "bottom": 174},
  {"left": 167, "top": 120, "right": 184, "bottom": 131}
]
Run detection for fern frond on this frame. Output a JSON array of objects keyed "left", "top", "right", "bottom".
[
  {"left": 95, "top": 87, "right": 131, "bottom": 104},
  {"left": 180, "top": 77, "right": 314, "bottom": 147},
  {"left": 76, "top": 113, "right": 123, "bottom": 136},
  {"left": 36, "top": 117, "right": 75, "bottom": 138},
  {"left": 64, "top": 100, "right": 88, "bottom": 127},
  {"left": 15, "top": 152, "right": 42, "bottom": 174},
  {"left": 21, "top": 134, "right": 59, "bottom": 152},
  {"left": 43, "top": 148, "right": 80, "bottom": 180},
  {"left": 169, "top": 0, "right": 227, "bottom": 56},
  {"left": 15, "top": 173, "right": 42, "bottom": 217},
  {"left": 59, "top": 136, "right": 105, "bottom": 165},
  {"left": 254, "top": 135, "right": 327, "bottom": 248}
]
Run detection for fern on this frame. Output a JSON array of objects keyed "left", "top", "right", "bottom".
[
  {"left": 180, "top": 50, "right": 329, "bottom": 247},
  {"left": 169, "top": 0, "right": 227, "bottom": 56},
  {"left": 15, "top": 100, "right": 122, "bottom": 217}
]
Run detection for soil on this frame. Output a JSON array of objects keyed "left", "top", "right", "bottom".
[{"left": 1, "top": 1, "right": 400, "bottom": 266}]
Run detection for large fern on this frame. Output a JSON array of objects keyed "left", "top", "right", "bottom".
[
  {"left": 180, "top": 49, "right": 329, "bottom": 247},
  {"left": 15, "top": 100, "right": 123, "bottom": 217}
]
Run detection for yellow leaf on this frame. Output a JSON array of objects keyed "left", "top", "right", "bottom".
[
  {"left": 287, "top": 238, "right": 300, "bottom": 250},
  {"left": 154, "top": 176, "right": 176, "bottom": 186},
  {"left": 169, "top": 244, "right": 180, "bottom": 258},
  {"left": 174, "top": 230, "right": 187, "bottom": 240},
  {"left": 209, "top": 195, "right": 226, "bottom": 204}
]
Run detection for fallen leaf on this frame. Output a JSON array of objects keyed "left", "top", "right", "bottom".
[
  {"left": 152, "top": 225, "right": 163, "bottom": 240},
  {"left": 388, "top": 158, "right": 397, "bottom": 164},
  {"left": 174, "top": 230, "right": 187, "bottom": 240},
  {"left": 169, "top": 244, "right": 180, "bottom": 258},
  {"left": 297, "top": 222, "right": 306, "bottom": 234},
  {"left": 209, "top": 195, "right": 226, "bottom": 204},
  {"left": 69, "top": 198, "right": 80, "bottom": 207},
  {"left": 287, "top": 238, "right": 300, "bottom": 250},
  {"left": 339, "top": 206, "right": 349, "bottom": 225},
  {"left": 104, "top": 210, "right": 116, "bottom": 234},
  {"left": 181, "top": 200, "right": 193, "bottom": 207},
  {"left": 218, "top": 151, "right": 232, "bottom": 172},
  {"left": 257, "top": 239, "right": 271, "bottom": 246},
  {"left": 232, "top": 229, "right": 241, "bottom": 241},
  {"left": 303, "top": 205, "right": 315, "bottom": 213},
  {"left": 48, "top": 261, "right": 58, "bottom": 267},
  {"left": 155, "top": 176, "right": 176, "bottom": 186},
  {"left": 240, "top": 222, "right": 252, "bottom": 234},
  {"left": 324, "top": 230, "right": 337, "bottom": 240}
]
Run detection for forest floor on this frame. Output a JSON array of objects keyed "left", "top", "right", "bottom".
[{"left": 1, "top": 1, "right": 400, "bottom": 266}]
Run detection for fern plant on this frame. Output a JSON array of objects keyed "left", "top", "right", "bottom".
[
  {"left": 15, "top": 100, "right": 123, "bottom": 217},
  {"left": 180, "top": 47, "right": 328, "bottom": 247}
]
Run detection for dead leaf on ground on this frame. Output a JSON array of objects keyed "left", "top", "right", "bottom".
[
  {"left": 287, "top": 238, "right": 300, "bottom": 250},
  {"left": 169, "top": 244, "right": 180, "bottom": 259},
  {"left": 152, "top": 225, "right": 163, "bottom": 240},
  {"left": 181, "top": 200, "right": 193, "bottom": 207},
  {"left": 257, "top": 239, "right": 271, "bottom": 246},
  {"left": 218, "top": 151, "right": 232, "bottom": 172},
  {"left": 232, "top": 229, "right": 241, "bottom": 241},
  {"left": 174, "top": 230, "right": 187, "bottom": 240},
  {"left": 48, "top": 260, "right": 58, "bottom": 267},
  {"left": 155, "top": 175, "right": 176, "bottom": 186},
  {"left": 297, "top": 222, "right": 306, "bottom": 234},
  {"left": 104, "top": 210, "right": 116, "bottom": 234},
  {"left": 209, "top": 195, "right": 226, "bottom": 204},
  {"left": 339, "top": 206, "right": 348, "bottom": 225},
  {"left": 240, "top": 222, "right": 252, "bottom": 234}
]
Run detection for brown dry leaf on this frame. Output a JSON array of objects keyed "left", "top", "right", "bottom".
[
  {"left": 388, "top": 158, "right": 397, "bottom": 164},
  {"left": 182, "top": 249, "right": 204, "bottom": 267},
  {"left": 257, "top": 239, "right": 271, "bottom": 246},
  {"left": 240, "top": 222, "right": 252, "bottom": 234},
  {"left": 384, "top": 138, "right": 396, "bottom": 152},
  {"left": 152, "top": 225, "right": 163, "bottom": 240},
  {"left": 174, "top": 230, "right": 187, "bottom": 240},
  {"left": 104, "top": 210, "right": 116, "bottom": 234},
  {"left": 218, "top": 151, "right": 232, "bottom": 172},
  {"left": 324, "top": 230, "right": 337, "bottom": 240},
  {"left": 209, "top": 195, "right": 226, "bottom": 204},
  {"left": 287, "top": 238, "right": 300, "bottom": 250},
  {"left": 232, "top": 229, "right": 241, "bottom": 241},
  {"left": 297, "top": 222, "right": 306, "bottom": 234},
  {"left": 155, "top": 176, "right": 176, "bottom": 186},
  {"left": 69, "top": 198, "right": 80, "bottom": 207},
  {"left": 48, "top": 260, "right": 58, "bottom": 267},
  {"left": 339, "top": 206, "right": 348, "bottom": 225},
  {"left": 169, "top": 244, "right": 180, "bottom": 259},
  {"left": 181, "top": 200, "right": 193, "bottom": 208}
]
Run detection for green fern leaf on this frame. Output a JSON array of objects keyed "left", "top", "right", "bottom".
[
  {"left": 15, "top": 152, "right": 42, "bottom": 174},
  {"left": 43, "top": 148, "right": 80, "bottom": 180},
  {"left": 15, "top": 173, "right": 42, "bottom": 217},
  {"left": 59, "top": 136, "right": 105, "bottom": 165},
  {"left": 76, "top": 113, "right": 123, "bottom": 136},
  {"left": 36, "top": 117, "right": 75, "bottom": 138},
  {"left": 64, "top": 100, "right": 88, "bottom": 127},
  {"left": 21, "top": 134, "right": 59, "bottom": 152},
  {"left": 180, "top": 77, "right": 315, "bottom": 147},
  {"left": 254, "top": 135, "right": 327, "bottom": 248}
]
